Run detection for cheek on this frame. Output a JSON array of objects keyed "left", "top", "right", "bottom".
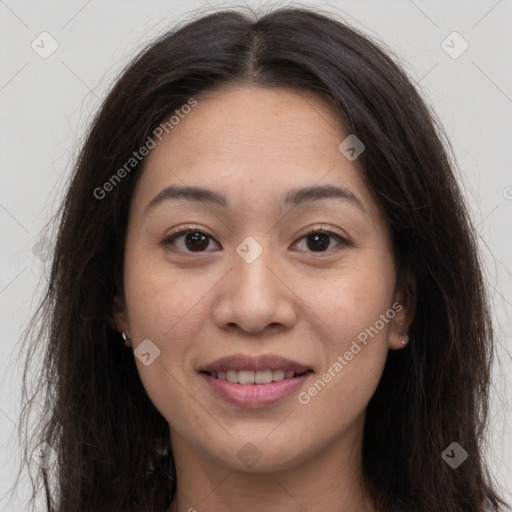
[
  {"left": 304, "top": 259, "right": 394, "bottom": 405},
  {"left": 122, "top": 257, "right": 212, "bottom": 424},
  {"left": 318, "top": 258, "right": 395, "bottom": 346},
  {"left": 123, "top": 252, "right": 209, "bottom": 341},
  {"left": 295, "top": 266, "right": 394, "bottom": 439}
]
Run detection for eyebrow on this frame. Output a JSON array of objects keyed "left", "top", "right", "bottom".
[{"left": 144, "top": 184, "right": 365, "bottom": 215}]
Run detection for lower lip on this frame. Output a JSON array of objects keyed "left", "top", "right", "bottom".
[{"left": 200, "top": 372, "right": 311, "bottom": 408}]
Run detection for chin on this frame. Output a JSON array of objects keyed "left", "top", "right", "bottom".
[{"left": 208, "top": 436, "right": 313, "bottom": 473}]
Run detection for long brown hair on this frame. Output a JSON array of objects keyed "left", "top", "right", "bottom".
[{"left": 12, "top": 6, "right": 510, "bottom": 512}]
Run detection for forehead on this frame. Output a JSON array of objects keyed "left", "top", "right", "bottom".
[
  {"left": 147, "top": 84, "right": 346, "bottom": 166},
  {"left": 131, "top": 84, "right": 377, "bottom": 221}
]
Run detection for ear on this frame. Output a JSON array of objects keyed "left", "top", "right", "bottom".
[
  {"left": 388, "top": 274, "right": 415, "bottom": 350},
  {"left": 110, "top": 294, "right": 130, "bottom": 335}
]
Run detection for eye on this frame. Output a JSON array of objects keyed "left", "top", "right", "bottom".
[
  {"left": 161, "top": 225, "right": 220, "bottom": 253},
  {"left": 292, "top": 227, "right": 348, "bottom": 254},
  {"left": 161, "top": 225, "right": 348, "bottom": 254}
]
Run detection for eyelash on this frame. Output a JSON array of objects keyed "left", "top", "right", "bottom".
[{"left": 161, "top": 224, "right": 349, "bottom": 255}]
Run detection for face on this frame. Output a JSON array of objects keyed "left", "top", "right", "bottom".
[{"left": 114, "top": 84, "right": 409, "bottom": 472}]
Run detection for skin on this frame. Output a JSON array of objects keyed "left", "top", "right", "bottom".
[{"left": 114, "top": 84, "right": 411, "bottom": 512}]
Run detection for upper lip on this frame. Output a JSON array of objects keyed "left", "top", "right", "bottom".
[{"left": 199, "top": 354, "right": 312, "bottom": 374}]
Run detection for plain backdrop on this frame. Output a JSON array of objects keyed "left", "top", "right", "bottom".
[{"left": 0, "top": 0, "right": 511, "bottom": 509}]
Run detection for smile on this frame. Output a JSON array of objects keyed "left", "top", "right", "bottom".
[
  {"left": 204, "top": 369, "right": 310, "bottom": 385},
  {"left": 200, "top": 372, "right": 313, "bottom": 408}
]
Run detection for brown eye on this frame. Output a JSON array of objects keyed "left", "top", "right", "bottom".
[
  {"left": 162, "top": 226, "right": 347, "bottom": 255},
  {"left": 162, "top": 228, "right": 221, "bottom": 253},
  {"left": 293, "top": 229, "right": 347, "bottom": 253}
]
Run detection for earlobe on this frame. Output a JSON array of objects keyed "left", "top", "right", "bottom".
[
  {"left": 398, "top": 331, "right": 409, "bottom": 346},
  {"left": 110, "top": 294, "right": 130, "bottom": 334},
  {"left": 390, "top": 270, "right": 415, "bottom": 349},
  {"left": 389, "top": 306, "right": 411, "bottom": 350},
  {"left": 120, "top": 331, "right": 133, "bottom": 347},
  {"left": 388, "top": 301, "right": 409, "bottom": 348},
  {"left": 389, "top": 294, "right": 414, "bottom": 350}
]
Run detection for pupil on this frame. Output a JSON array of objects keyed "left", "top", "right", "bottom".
[
  {"left": 186, "top": 232, "right": 208, "bottom": 251},
  {"left": 307, "top": 233, "right": 329, "bottom": 251}
]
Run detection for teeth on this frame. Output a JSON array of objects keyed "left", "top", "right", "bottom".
[
  {"left": 238, "top": 370, "right": 255, "bottom": 385},
  {"left": 226, "top": 370, "right": 238, "bottom": 383},
  {"left": 213, "top": 369, "right": 300, "bottom": 385},
  {"left": 255, "top": 370, "right": 272, "bottom": 384},
  {"left": 272, "top": 370, "right": 285, "bottom": 381}
]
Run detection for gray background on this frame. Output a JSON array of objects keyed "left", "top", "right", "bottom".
[{"left": 1, "top": 0, "right": 511, "bottom": 509}]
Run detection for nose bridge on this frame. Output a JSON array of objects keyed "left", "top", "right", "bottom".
[
  {"left": 232, "top": 235, "right": 279, "bottom": 307},
  {"left": 212, "top": 234, "right": 296, "bottom": 333}
]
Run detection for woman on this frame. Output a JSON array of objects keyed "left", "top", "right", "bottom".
[{"left": 14, "top": 6, "right": 510, "bottom": 512}]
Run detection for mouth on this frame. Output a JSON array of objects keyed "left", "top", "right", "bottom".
[
  {"left": 198, "top": 354, "right": 314, "bottom": 408},
  {"left": 200, "top": 369, "right": 313, "bottom": 385}
]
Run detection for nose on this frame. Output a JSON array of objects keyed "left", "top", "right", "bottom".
[{"left": 211, "top": 242, "right": 298, "bottom": 335}]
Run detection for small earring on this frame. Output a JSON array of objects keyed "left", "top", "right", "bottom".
[
  {"left": 121, "top": 331, "right": 132, "bottom": 347},
  {"left": 399, "top": 332, "right": 409, "bottom": 345}
]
